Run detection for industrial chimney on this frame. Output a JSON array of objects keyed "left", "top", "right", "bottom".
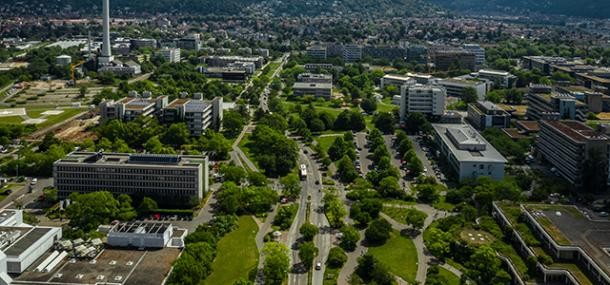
[{"left": 99, "top": 0, "right": 114, "bottom": 65}]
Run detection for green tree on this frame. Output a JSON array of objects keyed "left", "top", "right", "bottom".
[
  {"left": 300, "top": 223, "right": 319, "bottom": 242},
  {"left": 248, "top": 171, "right": 268, "bottom": 186},
  {"left": 337, "top": 155, "right": 358, "bottom": 183},
  {"left": 323, "top": 190, "right": 347, "bottom": 228},
  {"left": 223, "top": 111, "right": 246, "bottom": 138},
  {"left": 373, "top": 112, "right": 395, "bottom": 134},
  {"left": 378, "top": 176, "right": 402, "bottom": 198},
  {"left": 365, "top": 218, "right": 392, "bottom": 245},
  {"left": 116, "top": 194, "right": 137, "bottom": 221},
  {"left": 298, "top": 241, "right": 319, "bottom": 269},
  {"left": 280, "top": 174, "right": 301, "bottom": 198},
  {"left": 200, "top": 131, "right": 231, "bottom": 160},
  {"left": 327, "top": 247, "right": 347, "bottom": 268},
  {"left": 220, "top": 164, "right": 247, "bottom": 184},
  {"left": 404, "top": 208, "right": 427, "bottom": 231},
  {"left": 162, "top": 123, "right": 191, "bottom": 147},
  {"left": 66, "top": 191, "right": 120, "bottom": 232},
  {"left": 339, "top": 225, "right": 360, "bottom": 251},
  {"left": 263, "top": 242, "right": 290, "bottom": 285},
  {"left": 425, "top": 227, "right": 452, "bottom": 260},
  {"left": 138, "top": 197, "right": 158, "bottom": 215},
  {"left": 416, "top": 183, "right": 440, "bottom": 204},
  {"left": 361, "top": 97, "right": 378, "bottom": 113}
]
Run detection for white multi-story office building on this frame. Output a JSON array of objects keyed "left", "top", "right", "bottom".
[
  {"left": 438, "top": 78, "right": 487, "bottom": 100},
  {"left": 161, "top": 47, "right": 180, "bottom": 63},
  {"left": 297, "top": 73, "right": 333, "bottom": 84},
  {"left": 476, "top": 69, "right": 517, "bottom": 89},
  {"left": 293, "top": 82, "right": 333, "bottom": 99},
  {"left": 53, "top": 152, "right": 210, "bottom": 206},
  {"left": 399, "top": 84, "right": 446, "bottom": 122},
  {"left": 432, "top": 124, "right": 507, "bottom": 181}
]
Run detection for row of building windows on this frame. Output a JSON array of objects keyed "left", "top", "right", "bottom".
[
  {"left": 56, "top": 173, "right": 197, "bottom": 182},
  {"left": 56, "top": 179, "right": 198, "bottom": 189},
  {"left": 58, "top": 187, "right": 198, "bottom": 197},
  {"left": 55, "top": 166, "right": 198, "bottom": 176}
]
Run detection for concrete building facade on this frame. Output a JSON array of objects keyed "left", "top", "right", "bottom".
[
  {"left": 537, "top": 120, "right": 610, "bottom": 188},
  {"left": 53, "top": 152, "right": 209, "bottom": 206},
  {"left": 399, "top": 84, "right": 446, "bottom": 122},
  {"left": 467, "top": 101, "right": 511, "bottom": 130},
  {"left": 432, "top": 124, "right": 507, "bottom": 181}
]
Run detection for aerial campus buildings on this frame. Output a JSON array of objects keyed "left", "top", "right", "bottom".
[
  {"left": 432, "top": 123, "right": 507, "bottom": 181},
  {"left": 53, "top": 152, "right": 210, "bottom": 206},
  {"left": 99, "top": 92, "right": 223, "bottom": 136}
]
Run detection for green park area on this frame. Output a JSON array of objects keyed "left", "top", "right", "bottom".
[
  {"left": 437, "top": 267, "right": 460, "bottom": 285},
  {"left": 368, "top": 230, "right": 418, "bottom": 283},
  {"left": 0, "top": 106, "right": 85, "bottom": 130},
  {"left": 315, "top": 134, "right": 342, "bottom": 153},
  {"left": 204, "top": 216, "right": 259, "bottom": 285}
]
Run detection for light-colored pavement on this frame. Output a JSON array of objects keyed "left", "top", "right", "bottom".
[
  {"left": 337, "top": 229, "right": 366, "bottom": 285},
  {"left": 255, "top": 205, "right": 280, "bottom": 285},
  {"left": 232, "top": 123, "right": 258, "bottom": 172}
]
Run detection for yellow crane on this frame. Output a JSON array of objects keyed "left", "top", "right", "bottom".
[{"left": 68, "top": 60, "right": 85, "bottom": 87}]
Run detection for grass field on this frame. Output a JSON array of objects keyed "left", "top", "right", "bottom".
[
  {"left": 377, "top": 98, "right": 398, "bottom": 113},
  {"left": 433, "top": 196, "right": 456, "bottom": 211},
  {"left": 368, "top": 230, "right": 418, "bottom": 283},
  {"left": 0, "top": 116, "right": 24, "bottom": 125},
  {"left": 437, "top": 267, "right": 460, "bottom": 285},
  {"left": 204, "top": 216, "right": 259, "bottom": 285},
  {"left": 382, "top": 206, "right": 419, "bottom": 223},
  {"left": 323, "top": 266, "right": 340, "bottom": 285},
  {"left": 315, "top": 135, "right": 342, "bottom": 153},
  {"left": 459, "top": 228, "right": 494, "bottom": 246},
  {"left": 36, "top": 108, "right": 86, "bottom": 129}
]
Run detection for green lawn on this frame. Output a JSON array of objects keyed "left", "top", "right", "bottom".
[
  {"left": 433, "top": 196, "right": 456, "bottom": 211},
  {"left": 323, "top": 267, "right": 340, "bottom": 285},
  {"left": 437, "top": 267, "right": 460, "bottom": 285},
  {"left": 315, "top": 135, "right": 342, "bottom": 153},
  {"left": 35, "top": 108, "right": 86, "bottom": 129},
  {"left": 204, "top": 216, "right": 259, "bottom": 285},
  {"left": 0, "top": 116, "right": 24, "bottom": 125},
  {"left": 382, "top": 206, "right": 417, "bottom": 223},
  {"left": 368, "top": 230, "right": 418, "bottom": 283},
  {"left": 377, "top": 98, "right": 398, "bottom": 113},
  {"left": 238, "top": 133, "right": 258, "bottom": 170}
]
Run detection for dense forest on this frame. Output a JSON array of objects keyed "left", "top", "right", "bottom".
[{"left": 429, "top": 0, "right": 610, "bottom": 19}]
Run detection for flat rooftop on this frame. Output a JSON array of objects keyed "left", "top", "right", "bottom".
[
  {"left": 111, "top": 222, "right": 170, "bottom": 234},
  {"left": 433, "top": 124, "right": 507, "bottom": 163},
  {"left": 542, "top": 120, "right": 609, "bottom": 143},
  {"left": 0, "top": 210, "right": 16, "bottom": 225},
  {"left": 293, "top": 82, "right": 332, "bottom": 89},
  {"left": 524, "top": 204, "right": 610, "bottom": 278},
  {"left": 55, "top": 152, "right": 207, "bottom": 167},
  {"left": 383, "top": 74, "right": 411, "bottom": 80},
  {"left": 4, "top": 227, "right": 51, "bottom": 256},
  {"left": 15, "top": 248, "right": 180, "bottom": 285}
]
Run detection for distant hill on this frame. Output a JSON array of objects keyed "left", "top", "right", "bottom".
[
  {"left": 0, "top": 0, "right": 437, "bottom": 17},
  {"left": 428, "top": 0, "right": 610, "bottom": 19}
]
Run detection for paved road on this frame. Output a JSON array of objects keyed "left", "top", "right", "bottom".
[
  {"left": 255, "top": 205, "right": 280, "bottom": 285},
  {"left": 0, "top": 177, "right": 53, "bottom": 210},
  {"left": 337, "top": 229, "right": 366, "bottom": 285},
  {"left": 232, "top": 123, "right": 258, "bottom": 172},
  {"left": 303, "top": 146, "right": 331, "bottom": 285},
  {"left": 286, "top": 150, "right": 313, "bottom": 285},
  {"left": 355, "top": 132, "right": 371, "bottom": 176},
  {"left": 259, "top": 54, "right": 289, "bottom": 113}
]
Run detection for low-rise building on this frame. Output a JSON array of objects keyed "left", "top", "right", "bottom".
[
  {"left": 199, "top": 67, "right": 248, "bottom": 82},
  {"left": 202, "top": 55, "right": 265, "bottom": 69},
  {"left": 406, "top": 44, "right": 428, "bottom": 64},
  {"left": 432, "top": 124, "right": 507, "bottom": 181},
  {"left": 399, "top": 84, "right": 446, "bottom": 122},
  {"left": 526, "top": 87, "right": 588, "bottom": 121},
  {"left": 380, "top": 74, "right": 414, "bottom": 89},
  {"left": 99, "top": 96, "right": 168, "bottom": 122},
  {"left": 130, "top": 38, "right": 157, "bottom": 50},
  {"left": 438, "top": 78, "right": 487, "bottom": 100},
  {"left": 293, "top": 82, "right": 332, "bottom": 99},
  {"left": 474, "top": 69, "right": 517, "bottom": 89},
  {"left": 107, "top": 222, "right": 187, "bottom": 248},
  {"left": 297, "top": 73, "right": 332, "bottom": 84},
  {"left": 53, "top": 152, "right": 210, "bottom": 206},
  {"left": 467, "top": 101, "right": 511, "bottom": 130},
  {"left": 537, "top": 120, "right": 610, "bottom": 188}
]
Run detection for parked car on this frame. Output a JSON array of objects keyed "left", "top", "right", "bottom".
[{"left": 315, "top": 262, "right": 322, "bottom": 270}]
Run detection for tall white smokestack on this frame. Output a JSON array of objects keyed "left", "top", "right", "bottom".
[{"left": 102, "top": 0, "right": 111, "bottom": 58}]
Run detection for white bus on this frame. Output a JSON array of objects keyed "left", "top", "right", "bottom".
[{"left": 299, "top": 164, "right": 307, "bottom": 180}]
